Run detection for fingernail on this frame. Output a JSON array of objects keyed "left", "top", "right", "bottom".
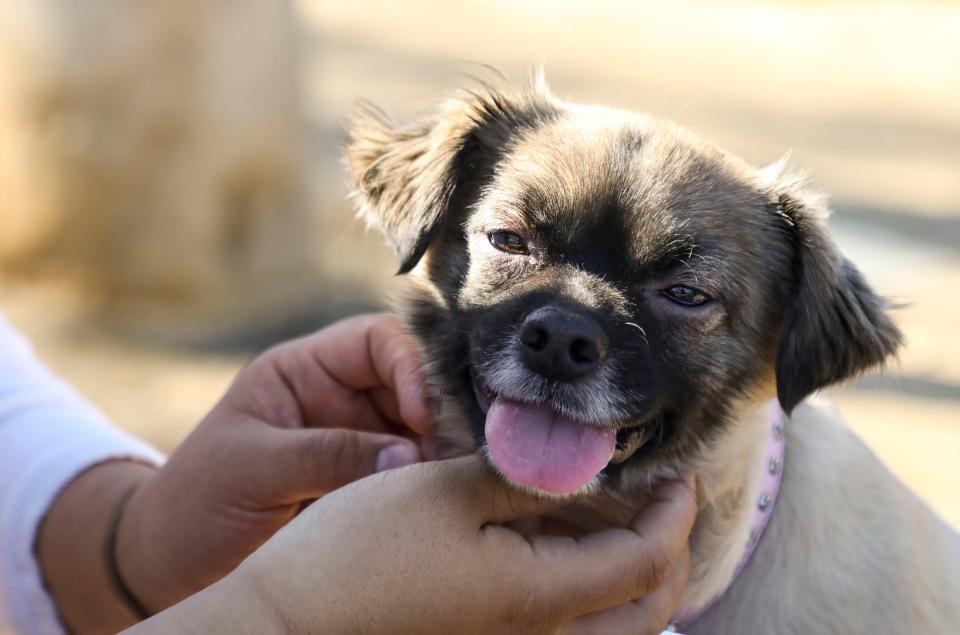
[{"left": 376, "top": 444, "right": 419, "bottom": 473}]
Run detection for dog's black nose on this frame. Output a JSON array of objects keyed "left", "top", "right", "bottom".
[{"left": 519, "top": 307, "right": 609, "bottom": 381}]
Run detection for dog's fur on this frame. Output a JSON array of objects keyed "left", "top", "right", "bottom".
[{"left": 346, "top": 76, "right": 960, "bottom": 633}]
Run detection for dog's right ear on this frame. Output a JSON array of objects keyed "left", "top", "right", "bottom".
[
  {"left": 346, "top": 83, "right": 558, "bottom": 274},
  {"left": 765, "top": 170, "right": 903, "bottom": 413}
]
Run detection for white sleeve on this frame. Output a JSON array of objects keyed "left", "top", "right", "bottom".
[{"left": 0, "top": 314, "right": 166, "bottom": 635}]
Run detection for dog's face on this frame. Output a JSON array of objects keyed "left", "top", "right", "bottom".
[{"left": 347, "top": 81, "right": 901, "bottom": 495}]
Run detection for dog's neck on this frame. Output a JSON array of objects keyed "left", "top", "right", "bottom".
[
  {"left": 673, "top": 397, "right": 785, "bottom": 628},
  {"left": 541, "top": 396, "right": 786, "bottom": 629}
]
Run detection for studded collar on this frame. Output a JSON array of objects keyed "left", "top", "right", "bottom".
[{"left": 663, "top": 401, "right": 786, "bottom": 634}]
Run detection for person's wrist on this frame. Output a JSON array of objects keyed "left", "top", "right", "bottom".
[
  {"left": 115, "top": 468, "right": 187, "bottom": 614},
  {"left": 221, "top": 562, "right": 298, "bottom": 635},
  {"left": 38, "top": 460, "right": 158, "bottom": 633},
  {"left": 228, "top": 529, "right": 356, "bottom": 635}
]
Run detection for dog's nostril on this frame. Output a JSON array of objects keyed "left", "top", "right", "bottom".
[
  {"left": 520, "top": 323, "right": 550, "bottom": 352},
  {"left": 570, "top": 336, "right": 605, "bottom": 366}
]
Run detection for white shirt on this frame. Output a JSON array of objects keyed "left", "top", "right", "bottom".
[{"left": 0, "top": 314, "right": 164, "bottom": 634}]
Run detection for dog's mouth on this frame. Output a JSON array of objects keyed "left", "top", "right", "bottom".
[{"left": 471, "top": 372, "right": 654, "bottom": 495}]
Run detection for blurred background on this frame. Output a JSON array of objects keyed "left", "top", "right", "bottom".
[{"left": 0, "top": 1, "right": 957, "bottom": 527}]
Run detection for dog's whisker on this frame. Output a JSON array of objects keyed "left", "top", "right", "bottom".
[{"left": 623, "top": 321, "right": 649, "bottom": 345}]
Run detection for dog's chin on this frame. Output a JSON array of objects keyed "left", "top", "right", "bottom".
[{"left": 466, "top": 368, "right": 657, "bottom": 497}]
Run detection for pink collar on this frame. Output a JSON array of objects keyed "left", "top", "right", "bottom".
[{"left": 664, "top": 401, "right": 786, "bottom": 634}]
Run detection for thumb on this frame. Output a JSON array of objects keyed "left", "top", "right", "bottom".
[
  {"left": 434, "top": 454, "right": 570, "bottom": 524},
  {"left": 260, "top": 426, "right": 421, "bottom": 502}
]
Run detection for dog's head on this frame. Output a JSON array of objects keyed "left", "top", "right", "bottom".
[{"left": 346, "top": 79, "right": 902, "bottom": 495}]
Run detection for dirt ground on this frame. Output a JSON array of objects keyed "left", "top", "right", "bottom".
[{"left": 2, "top": 1, "right": 958, "bottom": 529}]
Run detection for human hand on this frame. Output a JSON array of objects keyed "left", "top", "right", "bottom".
[
  {"left": 117, "top": 314, "right": 432, "bottom": 612},
  {"left": 132, "top": 456, "right": 696, "bottom": 635}
]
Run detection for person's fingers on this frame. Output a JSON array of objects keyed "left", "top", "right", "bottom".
[
  {"left": 359, "top": 314, "right": 433, "bottom": 435},
  {"left": 256, "top": 426, "right": 421, "bottom": 502},
  {"left": 264, "top": 314, "right": 432, "bottom": 435},
  {"left": 525, "top": 475, "right": 697, "bottom": 615},
  {"left": 563, "top": 545, "right": 691, "bottom": 635},
  {"left": 367, "top": 385, "right": 416, "bottom": 436},
  {"left": 422, "top": 457, "right": 696, "bottom": 619}
]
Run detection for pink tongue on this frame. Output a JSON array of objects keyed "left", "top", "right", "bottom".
[{"left": 484, "top": 398, "right": 616, "bottom": 494}]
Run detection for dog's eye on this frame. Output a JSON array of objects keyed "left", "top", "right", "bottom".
[
  {"left": 488, "top": 231, "right": 529, "bottom": 255},
  {"left": 663, "top": 285, "right": 709, "bottom": 306}
]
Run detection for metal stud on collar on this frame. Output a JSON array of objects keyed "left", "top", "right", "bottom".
[{"left": 758, "top": 493, "right": 771, "bottom": 511}]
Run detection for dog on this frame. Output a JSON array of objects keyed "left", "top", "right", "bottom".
[{"left": 345, "top": 76, "right": 960, "bottom": 634}]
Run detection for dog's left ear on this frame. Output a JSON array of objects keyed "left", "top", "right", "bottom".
[
  {"left": 769, "top": 177, "right": 903, "bottom": 413},
  {"left": 346, "top": 81, "right": 558, "bottom": 274},
  {"left": 345, "top": 102, "right": 474, "bottom": 274}
]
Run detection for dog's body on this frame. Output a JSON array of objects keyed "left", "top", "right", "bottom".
[
  {"left": 346, "top": 77, "right": 960, "bottom": 633},
  {"left": 696, "top": 399, "right": 960, "bottom": 633}
]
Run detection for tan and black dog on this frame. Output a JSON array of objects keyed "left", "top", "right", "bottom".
[{"left": 346, "top": 76, "right": 960, "bottom": 634}]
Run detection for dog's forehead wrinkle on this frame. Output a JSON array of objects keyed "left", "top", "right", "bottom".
[
  {"left": 467, "top": 194, "right": 528, "bottom": 232},
  {"left": 493, "top": 116, "right": 635, "bottom": 211},
  {"left": 629, "top": 214, "right": 693, "bottom": 266}
]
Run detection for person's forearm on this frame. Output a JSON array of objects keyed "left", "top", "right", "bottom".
[
  {"left": 122, "top": 573, "right": 285, "bottom": 635},
  {"left": 37, "top": 460, "right": 156, "bottom": 633}
]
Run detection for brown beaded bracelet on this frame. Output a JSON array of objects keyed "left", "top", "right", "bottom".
[{"left": 104, "top": 483, "right": 153, "bottom": 621}]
